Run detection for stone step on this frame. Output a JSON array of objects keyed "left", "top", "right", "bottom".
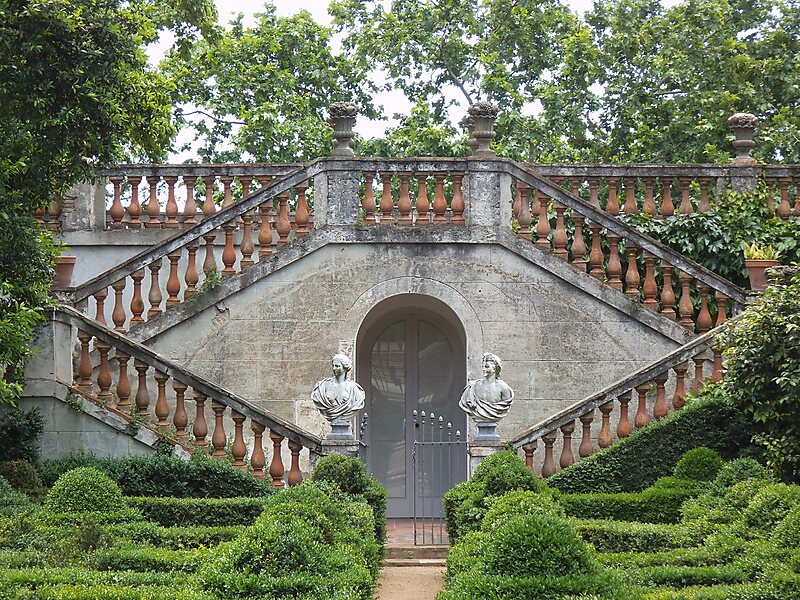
[
  {"left": 385, "top": 545, "right": 449, "bottom": 561},
  {"left": 383, "top": 558, "right": 447, "bottom": 568}
]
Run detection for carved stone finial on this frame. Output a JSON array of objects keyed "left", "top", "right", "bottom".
[
  {"left": 460, "top": 352, "right": 515, "bottom": 440},
  {"left": 728, "top": 112, "right": 758, "bottom": 164},
  {"left": 327, "top": 102, "right": 359, "bottom": 157},
  {"left": 466, "top": 102, "right": 499, "bottom": 158},
  {"left": 311, "top": 353, "right": 365, "bottom": 440}
]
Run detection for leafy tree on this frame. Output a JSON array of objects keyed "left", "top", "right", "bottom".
[
  {"left": 0, "top": 0, "right": 216, "bottom": 403},
  {"left": 163, "top": 6, "right": 378, "bottom": 162}
]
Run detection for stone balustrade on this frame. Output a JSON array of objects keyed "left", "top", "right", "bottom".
[
  {"left": 57, "top": 304, "right": 322, "bottom": 487},
  {"left": 511, "top": 325, "right": 726, "bottom": 478}
]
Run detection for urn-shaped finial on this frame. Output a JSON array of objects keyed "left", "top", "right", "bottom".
[
  {"left": 467, "top": 102, "right": 499, "bottom": 158},
  {"left": 328, "top": 102, "right": 359, "bottom": 157},
  {"left": 728, "top": 112, "right": 758, "bottom": 165}
]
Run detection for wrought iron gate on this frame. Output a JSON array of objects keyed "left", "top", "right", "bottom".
[{"left": 411, "top": 409, "right": 467, "bottom": 545}]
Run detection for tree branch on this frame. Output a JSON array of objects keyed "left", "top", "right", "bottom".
[{"left": 179, "top": 110, "right": 246, "bottom": 125}]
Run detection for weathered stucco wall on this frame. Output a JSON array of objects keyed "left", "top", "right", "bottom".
[{"left": 146, "top": 240, "right": 690, "bottom": 441}]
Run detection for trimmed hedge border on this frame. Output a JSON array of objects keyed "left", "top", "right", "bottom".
[
  {"left": 103, "top": 523, "right": 245, "bottom": 549},
  {"left": 571, "top": 518, "right": 688, "bottom": 553},
  {"left": 125, "top": 496, "right": 268, "bottom": 527},
  {"left": 558, "top": 488, "right": 700, "bottom": 524},
  {"left": 94, "top": 547, "right": 210, "bottom": 573},
  {"left": 546, "top": 386, "right": 754, "bottom": 494}
]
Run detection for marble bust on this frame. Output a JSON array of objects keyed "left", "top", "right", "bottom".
[
  {"left": 459, "top": 352, "right": 515, "bottom": 422},
  {"left": 311, "top": 353, "right": 365, "bottom": 423}
]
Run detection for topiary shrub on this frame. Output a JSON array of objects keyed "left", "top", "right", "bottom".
[
  {"left": 773, "top": 505, "right": 800, "bottom": 548},
  {"left": 709, "top": 457, "right": 774, "bottom": 495},
  {"left": 310, "top": 454, "right": 387, "bottom": 543},
  {"left": 0, "top": 460, "right": 43, "bottom": 499},
  {"left": 482, "top": 489, "right": 564, "bottom": 532},
  {"left": 743, "top": 483, "right": 800, "bottom": 534},
  {"left": 45, "top": 467, "right": 127, "bottom": 514},
  {"left": 673, "top": 447, "right": 725, "bottom": 482}
]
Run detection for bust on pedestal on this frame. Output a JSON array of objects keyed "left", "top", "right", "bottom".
[
  {"left": 459, "top": 352, "right": 515, "bottom": 441},
  {"left": 311, "top": 353, "right": 365, "bottom": 440}
]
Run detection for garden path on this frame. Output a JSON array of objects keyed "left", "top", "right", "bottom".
[{"left": 376, "top": 566, "right": 445, "bottom": 600}]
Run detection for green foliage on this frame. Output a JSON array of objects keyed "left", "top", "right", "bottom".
[
  {"left": 482, "top": 490, "right": 564, "bottom": 531},
  {"left": 94, "top": 546, "right": 210, "bottom": 573},
  {"left": 0, "top": 460, "right": 44, "bottom": 499},
  {"left": 558, "top": 487, "right": 700, "bottom": 524},
  {"left": 708, "top": 458, "right": 774, "bottom": 496},
  {"left": 673, "top": 448, "right": 725, "bottom": 482},
  {"left": 547, "top": 384, "right": 753, "bottom": 493},
  {"left": 45, "top": 468, "right": 127, "bottom": 514},
  {"left": 0, "top": 407, "right": 44, "bottom": 464},
  {"left": 618, "top": 565, "right": 745, "bottom": 588},
  {"left": 102, "top": 522, "right": 244, "bottom": 549},
  {"left": 39, "top": 452, "right": 274, "bottom": 497},
  {"left": 573, "top": 518, "right": 687, "bottom": 553},
  {"left": 310, "top": 453, "right": 387, "bottom": 543},
  {"left": 125, "top": 496, "right": 268, "bottom": 527},
  {"left": 720, "top": 267, "right": 800, "bottom": 482},
  {"left": 742, "top": 484, "right": 800, "bottom": 534}
]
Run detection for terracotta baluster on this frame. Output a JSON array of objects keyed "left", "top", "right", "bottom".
[
  {"left": 598, "top": 402, "right": 614, "bottom": 448},
  {"left": 287, "top": 440, "right": 303, "bottom": 486},
  {"left": 145, "top": 176, "right": 161, "bottom": 228},
  {"left": 765, "top": 179, "right": 776, "bottom": 215},
  {"left": 623, "top": 178, "right": 638, "bottom": 214},
  {"left": 606, "top": 178, "right": 619, "bottom": 215},
  {"left": 202, "top": 176, "right": 216, "bottom": 221},
  {"left": 130, "top": 270, "right": 145, "bottom": 326},
  {"left": 111, "top": 280, "right": 126, "bottom": 332},
  {"left": 433, "top": 173, "right": 448, "bottom": 223},
  {"left": 607, "top": 235, "right": 623, "bottom": 290},
  {"left": 115, "top": 351, "right": 131, "bottom": 410},
  {"left": 625, "top": 245, "right": 641, "bottom": 299},
  {"left": 128, "top": 176, "right": 142, "bottom": 228},
  {"left": 697, "top": 285, "right": 713, "bottom": 334},
  {"left": 513, "top": 183, "right": 521, "bottom": 219},
  {"left": 553, "top": 204, "right": 569, "bottom": 260},
  {"left": 698, "top": 178, "right": 711, "bottom": 213},
  {"left": 643, "top": 178, "right": 657, "bottom": 216},
  {"left": 45, "top": 199, "right": 61, "bottom": 231},
  {"left": 653, "top": 372, "right": 669, "bottom": 419},
  {"left": 77, "top": 331, "right": 93, "bottom": 390},
  {"left": 240, "top": 211, "right": 255, "bottom": 269},
  {"left": 221, "top": 223, "right": 236, "bottom": 275},
  {"left": 711, "top": 347, "right": 724, "bottom": 382},
  {"left": 379, "top": 172, "right": 393, "bottom": 224},
  {"left": 541, "top": 432, "right": 557, "bottom": 477},
  {"left": 578, "top": 412, "right": 594, "bottom": 458},
  {"left": 535, "top": 191, "right": 551, "bottom": 251},
  {"left": 193, "top": 392, "right": 209, "bottom": 447},
  {"left": 173, "top": 380, "right": 189, "bottom": 439},
  {"left": 166, "top": 251, "right": 181, "bottom": 307},
  {"left": 635, "top": 384, "right": 650, "bottom": 429},
  {"left": 184, "top": 243, "right": 199, "bottom": 298},
  {"left": 660, "top": 262, "right": 677, "bottom": 320},
  {"left": 109, "top": 177, "right": 124, "bottom": 228},
  {"left": 691, "top": 355, "right": 707, "bottom": 393},
  {"left": 258, "top": 202, "right": 273, "bottom": 257},
  {"left": 588, "top": 178, "right": 600, "bottom": 209},
  {"left": 679, "top": 178, "right": 693, "bottom": 214},
  {"left": 715, "top": 291, "right": 728, "bottom": 327},
  {"left": 559, "top": 421, "right": 576, "bottom": 468},
  {"left": 276, "top": 191, "right": 291, "bottom": 245},
  {"left": 240, "top": 176, "right": 252, "bottom": 204},
  {"left": 203, "top": 232, "right": 217, "bottom": 275},
  {"left": 660, "top": 177, "right": 675, "bottom": 218},
  {"left": 571, "top": 214, "right": 587, "bottom": 271},
  {"left": 93, "top": 289, "right": 108, "bottom": 325},
  {"left": 96, "top": 341, "right": 113, "bottom": 402},
  {"left": 134, "top": 360, "right": 151, "bottom": 416},
  {"left": 147, "top": 260, "right": 163, "bottom": 318},
  {"left": 673, "top": 364, "right": 688, "bottom": 409},
  {"left": 516, "top": 182, "right": 532, "bottom": 240},
  {"left": 678, "top": 274, "right": 695, "bottom": 330},
  {"left": 589, "top": 224, "right": 604, "bottom": 281},
  {"left": 294, "top": 181, "right": 310, "bottom": 236},
  {"left": 776, "top": 178, "right": 791, "bottom": 219},
  {"left": 220, "top": 176, "right": 233, "bottom": 210},
  {"left": 794, "top": 176, "right": 800, "bottom": 214},
  {"left": 154, "top": 371, "right": 170, "bottom": 427},
  {"left": 183, "top": 176, "right": 198, "bottom": 226},
  {"left": 164, "top": 177, "right": 179, "bottom": 227},
  {"left": 231, "top": 411, "right": 247, "bottom": 469},
  {"left": 211, "top": 401, "right": 227, "bottom": 458},
  {"left": 269, "top": 430, "right": 286, "bottom": 488},
  {"left": 522, "top": 442, "right": 537, "bottom": 472},
  {"left": 642, "top": 255, "right": 658, "bottom": 309},
  {"left": 617, "top": 391, "right": 633, "bottom": 438},
  {"left": 415, "top": 173, "right": 429, "bottom": 225},
  {"left": 568, "top": 177, "right": 581, "bottom": 200},
  {"left": 362, "top": 172, "right": 376, "bottom": 225},
  {"left": 397, "top": 172, "right": 413, "bottom": 225},
  {"left": 250, "top": 422, "right": 266, "bottom": 479},
  {"left": 451, "top": 172, "right": 465, "bottom": 225}
]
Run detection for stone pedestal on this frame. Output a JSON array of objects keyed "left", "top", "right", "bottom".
[
  {"left": 474, "top": 421, "right": 500, "bottom": 441},
  {"left": 320, "top": 438, "right": 360, "bottom": 458},
  {"left": 327, "top": 417, "right": 355, "bottom": 440},
  {"left": 467, "top": 439, "right": 505, "bottom": 477}
]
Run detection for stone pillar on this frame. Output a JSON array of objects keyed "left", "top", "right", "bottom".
[
  {"left": 22, "top": 311, "right": 73, "bottom": 400},
  {"left": 728, "top": 112, "right": 759, "bottom": 194},
  {"left": 467, "top": 439, "right": 505, "bottom": 477},
  {"left": 320, "top": 439, "right": 360, "bottom": 457},
  {"left": 465, "top": 167, "right": 512, "bottom": 228},
  {"left": 60, "top": 181, "right": 106, "bottom": 231}
]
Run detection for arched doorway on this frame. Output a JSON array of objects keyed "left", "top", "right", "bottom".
[{"left": 356, "top": 295, "right": 467, "bottom": 517}]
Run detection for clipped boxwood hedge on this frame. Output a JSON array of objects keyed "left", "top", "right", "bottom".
[
  {"left": 102, "top": 522, "right": 245, "bottom": 549},
  {"left": 125, "top": 496, "right": 268, "bottom": 527},
  {"left": 558, "top": 487, "right": 700, "bottom": 524},
  {"left": 94, "top": 547, "right": 210, "bottom": 573},
  {"left": 571, "top": 518, "right": 687, "bottom": 553},
  {"left": 546, "top": 385, "right": 754, "bottom": 494}
]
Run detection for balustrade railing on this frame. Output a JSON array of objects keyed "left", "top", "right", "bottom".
[
  {"left": 511, "top": 325, "right": 726, "bottom": 478},
  {"left": 508, "top": 163, "right": 749, "bottom": 333},
  {"left": 763, "top": 166, "right": 800, "bottom": 218},
  {"left": 56, "top": 305, "right": 321, "bottom": 488}
]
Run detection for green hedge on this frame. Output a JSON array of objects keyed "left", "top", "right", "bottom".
[
  {"left": 571, "top": 518, "right": 687, "bottom": 553},
  {"left": 5, "top": 583, "right": 213, "bottom": 600},
  {"left": 546, "top": 385, "right": 754, "bottom": 493},
  {"left": 618, "top": 565, "right": 746, "bottom": 588},
  {"left": 39, "top": 453, "right": 275, "bottom": 498},
  {"left": 438, "top": 570, "right": 628, "bottom": 600},
  {"left": 0, "top": 567, "right": 179, "bottom": 587},
  {"left": 558, "top": 487, "right": 700, "bottom": 524},
  {"left": 597, "top": 548, "right": 722, "bottom": 569},
  {"left": 102, "top": 522, "right": 245, "bottom": 549},
  {"left": 94, "top": 547, "right": 210, "bottom": 573},
  {"left": 125, "top": 496, "right": 268, "bottom": 527}
]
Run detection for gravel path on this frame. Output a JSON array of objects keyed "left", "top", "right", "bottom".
[{"left": 376, "top": 566, "right": 445, "bottom": 600}]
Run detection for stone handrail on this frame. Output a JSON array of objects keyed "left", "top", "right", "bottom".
[
  {"left": 56, "top": 304, "right": 322, "bottom": 485},
  {"left": 510, "top": 324, "right": 725, "bottom": 477}
]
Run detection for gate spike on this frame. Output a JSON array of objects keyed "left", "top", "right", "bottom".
[{"left": 456, "top": 430, "right": 461, "bottom": 441}]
